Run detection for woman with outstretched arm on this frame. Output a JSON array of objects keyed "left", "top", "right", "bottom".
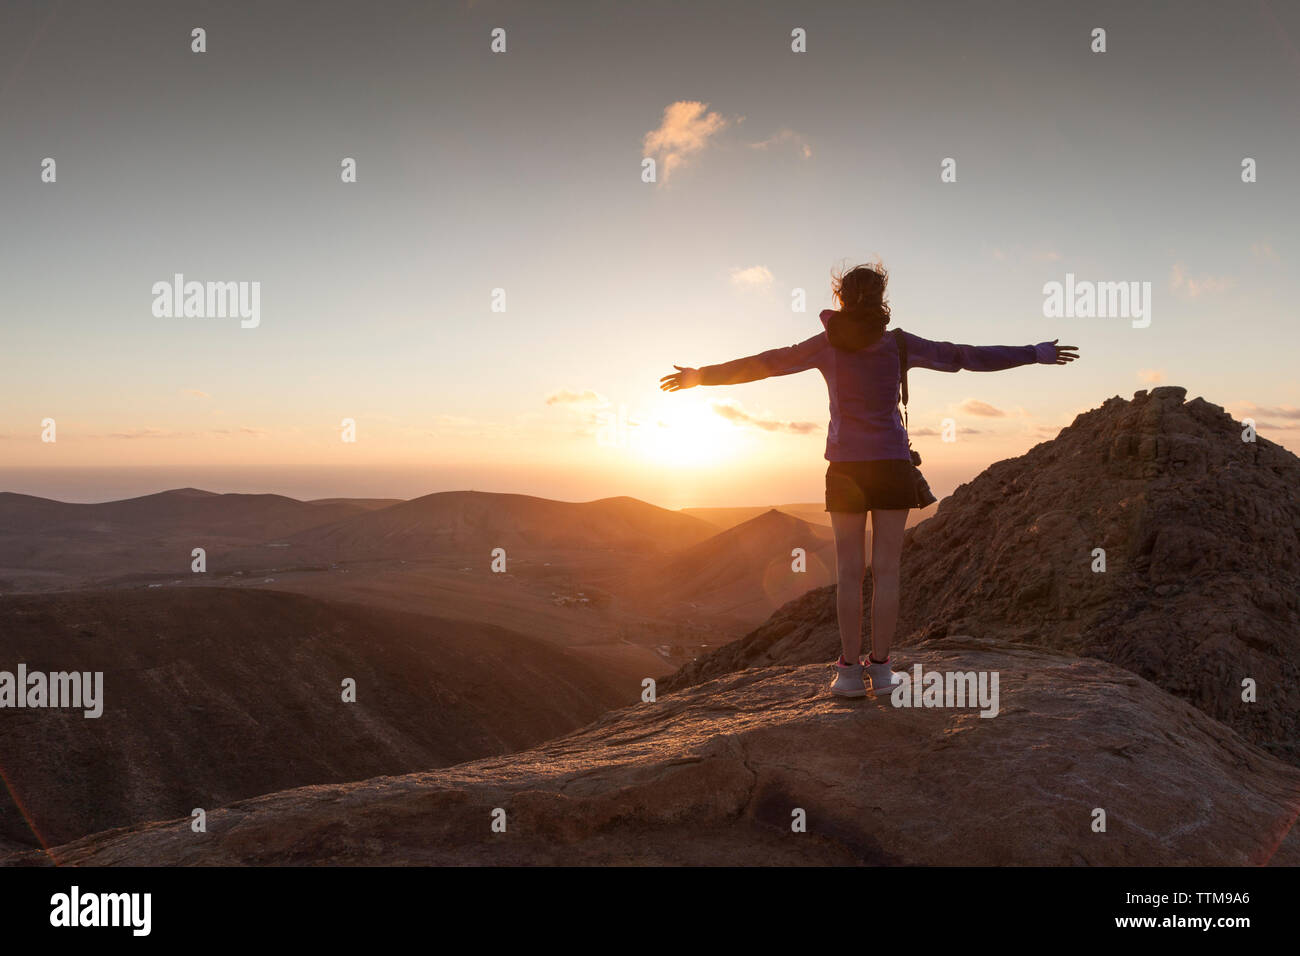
[{"left": 660, "top": 262, "right": 1078, "bottom": 698}]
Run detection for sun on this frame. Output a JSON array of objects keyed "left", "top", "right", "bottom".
[{"left": 632, "top": 394, "right": 744, "bottom": 466}]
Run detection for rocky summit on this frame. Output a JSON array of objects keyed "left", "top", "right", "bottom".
[
  {"left": 10, "top": 639, "right": 1297, "bottom": 867},
  {"left": 668, "top": 387, "right": 1300, "bottom": 765}
]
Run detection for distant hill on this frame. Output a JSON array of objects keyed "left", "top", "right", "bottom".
[
  {"left": 0, "top": 487, "right": 365, "bottom": 538},
  {"left": 0, "top": 488, "right": 373, "bottom": 587},
  {"left": 0, "top": 488, "right": 717, "bottom": 588},
  {"left": 0, "top": 586, "right": 630, "bottom": 849},
  {"left": 273, "top": 490, "right": 718, "bottom": 562},
  {"left": 619, "top": 509, "right": 834, "bottom": 628},
  {"left": 683, "top": 503, "right": 929, "bottom": 532},
  {"left": 307, "top": 497, "right": 404, "bottom": 511},
  {"left": 682, "top": 503, "right": 831, "bottom": 530}
]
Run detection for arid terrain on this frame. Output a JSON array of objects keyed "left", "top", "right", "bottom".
[
  {"left": 0, "top": 486, "right": 844, "bottom": 849},
  {"left": 2, "top": 386, "right": 1297, "bottom": 865}
]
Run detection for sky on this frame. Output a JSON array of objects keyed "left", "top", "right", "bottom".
[{"left": 2, "top": 0, "right": 1298, "bottom": 507}]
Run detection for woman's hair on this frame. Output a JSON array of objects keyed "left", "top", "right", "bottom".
[{"left": 828, "top": 260, "right": 891, "bottom": 350}]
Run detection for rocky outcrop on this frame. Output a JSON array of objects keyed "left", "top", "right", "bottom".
[
  {"left": 668, "top": 388, "right": 1300, "bottom": 764},
  {"left": 11, "top": 639, "right": 1297, "bottom": 867}
]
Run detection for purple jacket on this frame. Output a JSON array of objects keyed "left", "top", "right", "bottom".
[{"left": 699, "top": 309, "right": 1059, "bottom": 462}]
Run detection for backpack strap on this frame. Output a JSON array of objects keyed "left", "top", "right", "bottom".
[{"left": 892, "top": 328, "right": 909, "bottom": 428}]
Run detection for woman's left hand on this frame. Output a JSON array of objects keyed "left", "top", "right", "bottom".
[{"left": 659, "top": 365, "right": 701, "bottom": 391}]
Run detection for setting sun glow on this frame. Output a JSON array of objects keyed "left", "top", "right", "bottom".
[{"left": 633, "top": 396, "right": 746, "bottom": 467}]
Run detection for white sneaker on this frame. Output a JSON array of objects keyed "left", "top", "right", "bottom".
[
  {"left": 830, "top": 658, "right": 867, "bottom": 698},
  {"left": 864, "top": 656, "right": 904, "bottom": 695}
]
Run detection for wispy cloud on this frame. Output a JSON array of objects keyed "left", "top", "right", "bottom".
[
  {"left": 545, "top": 388, "right": 610, "bottom": 408},
  {"left": 1216, "top": 401, "right": 1300, "bottom": 432},
  {"left": 729, "top": 265, "right": 774, "bottom": 288},
  {"left": 101, "top": 426, "right": 266, "bottom": 440},
  {"left": 1138, "top": 369, "right": 1166, "bottom": 384},
  {"left": 106, "top": 428, "right": 187, "bottom": 440},
  {"left": 643, "top": 101, "right": 730, "bottom": 183},
  {"left": 181, "top": 388, "right": 210, "bottom": 399},
  {"left": 956, "top": 399, "right": 1006, "bottom": 418},
  {"left": 747, "top": 128, "right": 812, "bottom": 159},
  {"left": 1170, "top": 262, "right": 1234, "bottom": 298},
  {"left": 1250, "top": 241, "right": 1279, "bottom": 262},
  {"left": 910, "top": 425, "right": 988, "bottom": 437},
  {"left": 711, "top": 399, "right": 818, "bottom": 434},
  {"left": 1233, "top": 401, "right": 1300, "bottom": 421}
]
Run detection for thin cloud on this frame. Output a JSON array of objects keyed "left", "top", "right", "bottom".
[
  {"left": 106, "top": 428, "right": 185, "bottom": 440},
  {"left": 1234, "top": 402, "right": 1300, "bottom": 420},
  {"left": 206, "top": 426, "right": 269, "bottom": 438},
  {"left": 730, "top": 265, "right": 774, "bottom": 288},
  {"left": 181, "top": 389, "right": 210, "bottom": 399},
  {"left": 643, "top": 101, "right": 730, "bottom": 183},
  {"left": 748, "top": 128, "right": 812, "bottom": 159},
  {"left": 1170, "top": 262, "right": 1234, "bottom": 298},
  {"left": 1250, "top": 241, "right": 1279, "bottom": 262},
  {"left": 1138, "top": 369, "right": 1166, "bottom": 384},
  {"left": 910, "top": 426, "right": 987, "bottom": 437},
  {"left": 545, "top": 388, "right": 610, "bottom": 408},
  {"left": 956, "top": 399, "right": 1006, "bottom": 418},
  {"left": 711, "top": 399, "right": 818, "bottom": 434},
  {"left": 101, "top": 426, "right": 267, "bottom": 440}
]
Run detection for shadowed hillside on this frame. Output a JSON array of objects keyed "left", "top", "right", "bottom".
[
  {"left": 682, "top": 503, "right": 928, "bottom": 532},
  {"left": 617, "top": 509, "right": 835, "bottom": 628},
  {"left": 0, "top": 488, "right": 386, "bottom": 589},
  {"left": 0, "top": 587, "right": 629, "bottom": 848},
  {"left": 236, "top": 490, "right": 719, "bottom": 564}
]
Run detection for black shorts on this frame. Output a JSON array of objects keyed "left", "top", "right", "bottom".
[{"left": 825, "top": 459, "right": 917, "bottom": 513}]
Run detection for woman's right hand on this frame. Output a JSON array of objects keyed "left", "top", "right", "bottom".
[
  {"left": 1049, "top": 339, "right": 1080, "bottom": 364},
  {"left": 659, "top": 365, "right": 701, "bottom": 391}
]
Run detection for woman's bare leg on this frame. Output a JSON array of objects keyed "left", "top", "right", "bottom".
[
  {"left": 830, "top": 511, "right": 868, "bottom": 661},
  {"left": 868, "top": 509, "right": 909, "bottom": 661}
]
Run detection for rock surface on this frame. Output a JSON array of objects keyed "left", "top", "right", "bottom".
[
  {"left": 12, "top": 639, "right": 1298, "bottom": 867},
  {"left": 668, "top": 389, "right": 1300, "bottom": 764}
]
